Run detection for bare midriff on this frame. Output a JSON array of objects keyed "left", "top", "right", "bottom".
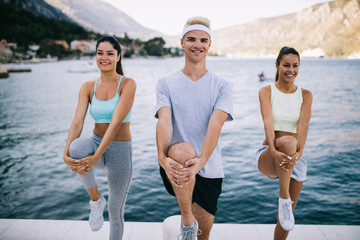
[{"left": 93, "top": 122, "right": 131, "bottom": 141}]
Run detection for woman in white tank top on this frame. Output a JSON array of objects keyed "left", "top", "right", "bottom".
[{"left": 257, "top": 47, "right": 313, "bottom": 240}]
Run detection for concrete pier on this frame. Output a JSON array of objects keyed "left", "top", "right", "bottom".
[
  {"left": 7, "top": 67, "right": 31, "bottom": 73},
  {"left": 0, "top": 64, "right": 9, "bottom": 78},
  {"left": 0, "top": 218, "right": 359, "bottom": 240}
]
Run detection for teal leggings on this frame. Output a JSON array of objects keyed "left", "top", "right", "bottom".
[{"left": 69, "top": 134, "right": 133, "bottom": 240}]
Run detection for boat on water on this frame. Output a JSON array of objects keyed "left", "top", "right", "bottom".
[
  {"left": 258, "top": 72, "right": 273, "bottom": 82},
  {"left": 259, "top": 76, "right": 272, "bottom": 81},
  {"left": 258, "top": 72, "right": 267, "bottom": 81}
]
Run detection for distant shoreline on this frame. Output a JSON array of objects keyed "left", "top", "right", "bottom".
[{"left": 3, "top": 54, "right": 360, "bottom": 66}]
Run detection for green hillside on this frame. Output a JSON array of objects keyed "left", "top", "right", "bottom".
[{"left": 0, "top": 2, "right": 95, "bottom": 48}]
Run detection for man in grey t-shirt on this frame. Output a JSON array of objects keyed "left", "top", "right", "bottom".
[{"left": 155, "top": 16, "right": 233, "bottom": 240}]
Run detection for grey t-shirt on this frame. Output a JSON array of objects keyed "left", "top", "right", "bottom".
[{"left": 155, "top": 70, "right": 233, "bottom": 178}]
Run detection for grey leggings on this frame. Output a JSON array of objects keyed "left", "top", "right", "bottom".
[{"left": 69, "top": 134, "right": 133, "bottom": 240}]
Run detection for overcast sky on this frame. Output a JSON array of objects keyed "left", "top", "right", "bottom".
[{"left": 102, "top": 0, "right": 331, "bottom": 35}]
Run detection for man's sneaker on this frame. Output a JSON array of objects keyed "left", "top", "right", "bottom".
[
  {"left": 278, "top": 197, "right": 295, "bottom": 231},
  {"left": 178, "top": 219, "right": 202, "bottom": 240},
  {"left": 88, "top": 195, "right": 106, "bottom": 231}
]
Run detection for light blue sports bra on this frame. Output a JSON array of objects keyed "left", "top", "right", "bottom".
[{"left": 90, "top": 76, "right": 132, "bottom": 123}]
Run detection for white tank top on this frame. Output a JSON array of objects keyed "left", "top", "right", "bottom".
[{"left": 271, "top": 83, "right": 303, "bottom": 133}]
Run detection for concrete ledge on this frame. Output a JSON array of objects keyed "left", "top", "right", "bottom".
[
  {"left": 7, "top": 67, "right": 31, "bottom": 73},
  {"left": 0, "top": 218, "right": 359, "bottom": 240},
  {"left": 0, "top": 64, "right": 9, "bottom": 78}
]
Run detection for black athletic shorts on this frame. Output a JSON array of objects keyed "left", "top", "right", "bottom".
[{"left": 159, "top": 166, "right": 222, "bottom": 216}]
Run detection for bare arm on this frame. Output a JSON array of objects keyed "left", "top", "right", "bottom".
[
  {"left": 292, "top": 89, "right": 313, "bottom": 159},
  {"left": 156, "top": 107, "right": 173, "bottom": 168},
  {"left": 183, "top": 109, "right": 229, "bottom": 181},
  {"left": 259, "top": 86, "right": 276, "bottom": 153},
  {"left": 156, "top": 107, "right": 189, "bottom": 186},
  {"left": 63, "top": 81, "right": 92, "bottom": 173}
]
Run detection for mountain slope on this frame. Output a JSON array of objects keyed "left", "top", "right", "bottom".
[
  {"left": 2, "top": 0, "right": 358, "bottom": 57},
  {"left": 0, "top": 1, "right": 92, "bottom": 47},
  {"left": 44, "top": 0, "right": 162, "bottom": 40},
  {"left": 0, "top": 0, "right": 72, "bottom": 21},
  {"left": 212, "top": 0, "right": 360, "bottom": 57}
]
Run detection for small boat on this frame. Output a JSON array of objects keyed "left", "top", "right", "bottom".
[
  {"left": 258, "top": 72, "right": 270, "bottom": 82},
  {"left": 259, "top": 72, "right": 265, "bottom": 81}
]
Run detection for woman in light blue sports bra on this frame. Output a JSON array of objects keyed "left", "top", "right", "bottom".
[
  {"left": 63, "top": 35, "right": 136, "bottom": 240},
  {"left": 257, "top": 47, "right": 313, "bottom": 240}
]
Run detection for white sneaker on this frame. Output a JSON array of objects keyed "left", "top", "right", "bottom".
[
  {"left": 278, "top": 197, "right": 295, "bottom": 231},
  {"left": 89, "top": 195, "right": 106, "bottom": 231}
]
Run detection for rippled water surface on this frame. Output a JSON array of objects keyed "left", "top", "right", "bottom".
[{"left": 0, "top": 57, "right": 359, "bottom": 225}]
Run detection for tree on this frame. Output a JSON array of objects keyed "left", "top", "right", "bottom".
[
  {"left": 143, "top": 37, "right": 166, "bottom": 56},
  {"left": 118, "top": 33, "right": 132, "bottom": 46},
  {"left": 123, "top": 48, "right": 134, "bottom": 58},
  {"left": 37, "top": 39, "right": 66, "bottom": 58},
  {"left": 138, "top": 48, "right": 147, "bottom": 56}
]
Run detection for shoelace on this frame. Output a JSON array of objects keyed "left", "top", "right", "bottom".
[
  {"left": 177, "top": 228, "right": 202, "bottom": 240},
  {"left": 90, "top": 202, "right": 102, "bottom": 217},
  {"left": 281, "top": 200, "right": 294, "bottom": 221}
]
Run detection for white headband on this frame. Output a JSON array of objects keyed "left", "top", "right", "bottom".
[{"left": 182, "top": 24, "right": 211, "bottom": 39}]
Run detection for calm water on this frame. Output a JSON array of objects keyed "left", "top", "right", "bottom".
[{"left": 0, "top": 57, "right": 359, "bottom": 225}]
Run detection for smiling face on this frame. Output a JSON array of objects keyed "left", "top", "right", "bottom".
[
  {"left": 181, "top": 30, "right": 211, "bottom": 63},
  {"left": 96, "top": 41, "right": 120, "bottom": 72},
  {"left": 276, "top": 54, "right": 300, "bottom": 83}
]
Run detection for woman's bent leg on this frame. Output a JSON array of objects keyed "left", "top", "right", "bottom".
[
  {"left": 274, "top": 136, "right": 297, "bottom": 199},
  {"left": 69, "top": 137, "right": 106, "bottom": 231},
  {"left": 69, "top": 137, "right": 99, "bottom": 198}
]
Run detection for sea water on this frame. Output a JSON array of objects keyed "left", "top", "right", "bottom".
[{"left": 0, "top": 57, "right": 359, "bottom": 225}]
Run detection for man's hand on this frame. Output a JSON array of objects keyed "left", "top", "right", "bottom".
[{"left": 161, "top": 156, "right": 192, "bottom": 187}]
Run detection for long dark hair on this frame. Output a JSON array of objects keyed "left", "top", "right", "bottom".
[
  {"left": 275, "top": 46, "right": 300, "bottom": 82},
  {"left": 96, "top": 35, "right": 124, "bottom": 75}
]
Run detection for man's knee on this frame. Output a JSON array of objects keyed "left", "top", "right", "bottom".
[{"left": 168, "top": 142, "right": 196, "bottom": 165}]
